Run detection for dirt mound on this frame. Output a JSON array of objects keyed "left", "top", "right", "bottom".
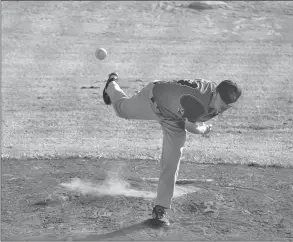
[
  {"left": 3, "top": 159, "right": 293, "bottom": 241},
  {"left": 60, "top": 177, "right": 156, "bottom": 198},
  {"left": 60, "top": 177, "right": 199, "bottom": 199}
]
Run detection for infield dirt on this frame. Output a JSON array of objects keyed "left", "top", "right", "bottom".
[{"left": 3, "top": 158, "right": 293, "bottom": 240}]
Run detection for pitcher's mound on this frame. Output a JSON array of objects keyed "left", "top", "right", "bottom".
[{"left": 60, "top": 177, "right": 200, "bottom": 199}]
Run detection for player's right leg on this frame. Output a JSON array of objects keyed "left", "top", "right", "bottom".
[{"left": 103, "top": 73, "right": 159, "bottom": 121}]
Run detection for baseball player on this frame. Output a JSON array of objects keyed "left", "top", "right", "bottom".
[{"left": 102, "top": 72, "right": 242, "bottom": 224}]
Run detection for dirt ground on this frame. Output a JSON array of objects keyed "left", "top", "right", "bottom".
[{"left": 2, "top": 158, "right": 293, "bottom": 241}]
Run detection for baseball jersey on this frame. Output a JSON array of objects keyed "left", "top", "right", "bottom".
[{"left": 152, "top": 79, "right": 219, "bottom": 123}]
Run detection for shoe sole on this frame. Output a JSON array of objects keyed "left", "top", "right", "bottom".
[
  {"left": 103, "top": 89, "right": 111, "bottom": 105},
  {"left": 103, "top": 73, "right": 118, "bottom": 105}
]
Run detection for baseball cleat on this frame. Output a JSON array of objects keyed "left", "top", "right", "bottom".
[
  {"left": 103, "top": 72, "right": 119, "bottom": 105},
  {"left": 151, "top": 205, "right": 170, "bottom": 225}
]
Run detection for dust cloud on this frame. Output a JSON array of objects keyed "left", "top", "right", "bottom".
[
  {"left": 60, "top": 176, "right": 157, "bottom": 199},
  {"left": 60, "top": 171, "right": 199, "bottom": 199}
]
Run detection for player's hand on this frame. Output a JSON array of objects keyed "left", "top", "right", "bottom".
[{"left": 199, "top": 123, "right": 212, "bottom": 137}]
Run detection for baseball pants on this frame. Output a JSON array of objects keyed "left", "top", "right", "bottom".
[{"left": 106, "top": 81, "right": 186, "bottom": 209}]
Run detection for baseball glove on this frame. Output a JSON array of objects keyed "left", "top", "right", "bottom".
[{"left": 179, "top": 94, "right": 205, "bottom": 123}]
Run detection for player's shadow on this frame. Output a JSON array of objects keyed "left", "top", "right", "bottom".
[{"left": 74, "top": 219, "right": 170, "bottom": 241}]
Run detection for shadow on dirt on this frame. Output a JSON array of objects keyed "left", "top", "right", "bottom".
[
  {"left": 32, "top": 199, "right": 60, "bottom": 207},
  {"left": 73, "top": 219, "right": 171, "bottom": 241},
  {"left": 187, "top": 1, "right": 228, "bottom": 11},
  {"left": 10, "top": 219, "right": 172, "bottom": 241}
]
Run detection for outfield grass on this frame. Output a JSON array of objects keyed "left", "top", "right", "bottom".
[{"left": 2, "top": 1, "right": 293, "bottom": 166}]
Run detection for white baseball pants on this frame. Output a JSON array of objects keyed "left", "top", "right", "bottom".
[{"left": 106, "top": 81, "right": 186, "bottom": 209}]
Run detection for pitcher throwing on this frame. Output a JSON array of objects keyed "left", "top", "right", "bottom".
[{"left": 102, "top": 72, "right": 242, "bottom": 224}]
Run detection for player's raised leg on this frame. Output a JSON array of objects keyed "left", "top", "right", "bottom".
[{"left": 102, "top": 73, "right": 159, "bottom": 121}]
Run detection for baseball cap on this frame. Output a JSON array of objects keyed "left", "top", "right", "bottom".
[{"left": 217, "top": 80, "right": 242, "bottom": 108}]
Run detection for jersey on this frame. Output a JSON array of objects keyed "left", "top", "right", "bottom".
[{"left": 152, "top": 78, "right": 219, "bottom": 123}]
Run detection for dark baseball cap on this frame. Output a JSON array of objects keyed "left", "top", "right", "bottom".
[{"left": 217, "top": 80, "right": 242, "bottom": 107}]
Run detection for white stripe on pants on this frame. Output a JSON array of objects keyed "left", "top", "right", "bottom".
[{"left": 106, "top": 81, "right": 187, "bottom": 209}]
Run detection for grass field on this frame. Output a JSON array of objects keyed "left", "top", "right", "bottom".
[{"left": 2, "top": 1, "right": 293, "bottom": 241}]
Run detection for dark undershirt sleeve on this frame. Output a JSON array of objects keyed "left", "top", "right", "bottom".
[{"left": 180, "top": 95, "right": 205, "bottom": 123}]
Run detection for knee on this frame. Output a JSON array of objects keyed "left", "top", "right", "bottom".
[
  {"left": 113, "top": 108, "right": 128, "bottom": 119},
  {"left": 112, "top": 99, "right": 129, "bottom": 119}
]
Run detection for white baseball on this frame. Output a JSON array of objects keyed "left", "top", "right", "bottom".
[{"left": 95, "top": 48, "right": 107, "bottom": 60}]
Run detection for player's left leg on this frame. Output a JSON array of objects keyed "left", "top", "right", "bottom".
[{"left": 152, "top": 119, "right": 187, "bottom": 221}]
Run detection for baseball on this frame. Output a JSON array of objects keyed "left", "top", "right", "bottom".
[{"left": 95, "top": 48, "right": 107, "bottom": 60}]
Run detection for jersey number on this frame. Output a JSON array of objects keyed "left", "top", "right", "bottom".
[{"left": 176, "top": 79, "right": 199, "bottom": 89}]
